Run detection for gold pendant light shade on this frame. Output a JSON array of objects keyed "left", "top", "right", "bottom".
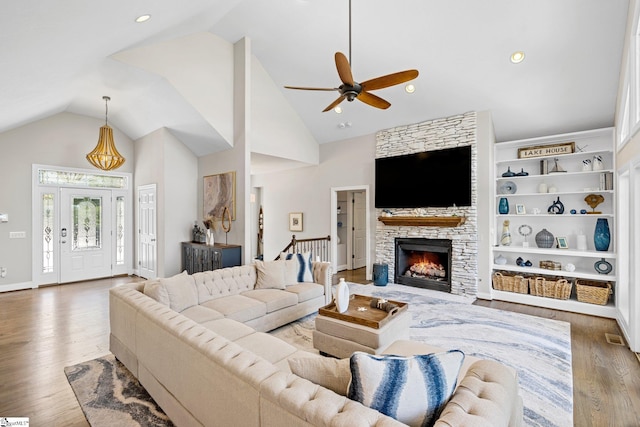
[{"left": 86, "top": 96, "right": 125, "bottom": 171}]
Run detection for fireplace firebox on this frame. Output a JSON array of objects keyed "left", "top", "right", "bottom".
[{"left": 394, "top": 238, "right": 452, "bottom": 293}]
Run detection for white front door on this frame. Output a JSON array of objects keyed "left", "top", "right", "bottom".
[
  {"left": 60, "top": 188, "right": 112, "bottom": 283},
  {"left": 352, "top": 191, "right": 366, "bottom": 269},
  {"left": 138, "top": 184, "right": 157, "bottom": 279}
]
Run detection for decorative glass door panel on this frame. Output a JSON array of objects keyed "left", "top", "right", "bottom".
[{"left": 60, "top": 188, "right": 112, "bottom": 283}]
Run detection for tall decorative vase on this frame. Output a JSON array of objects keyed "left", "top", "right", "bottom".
[
  {"left": 500, "top": 220, "right": 512, "bottom": 246},
  {"left": 594, "top": 218, "right": 610, "bottom": 251},
  {"left": 498, "top": 197, "right": 509, "bottom": 214},
  {"left": 334, "top": 278, "right": 350, "bottom": 313},
  {"left": 206, "top": 229, "right": 214, "bottom": 246}
]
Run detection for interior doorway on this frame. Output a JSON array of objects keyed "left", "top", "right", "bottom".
[{"left": 331, "top": 186, "right": 370, "bottom": 280}]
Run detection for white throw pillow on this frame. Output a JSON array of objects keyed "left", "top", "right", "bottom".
[
  {"left": 143, "top": 280, "right": 169, "bottom": 306},
  {"left": 279, "top": 251, "right": 314, "bottom": 283},
  {"left": 254, "top": 260, "right": 287, "bottom": 290},
  {"left": 347, "top": 350, "right": 464, "bottom": 427},
  {"left": 288, "top": 357, "right": 351, "bottom": 395},
  {"left": 159, "top": 270, "right": 198, "bottom": 312}
]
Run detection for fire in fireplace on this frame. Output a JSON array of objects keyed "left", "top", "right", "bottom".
[{"left": 395, "top": 238, "right": 452, "bottom": 293}]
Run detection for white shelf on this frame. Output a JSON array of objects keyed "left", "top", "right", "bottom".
[
  {"left": 491, "top": 128, "right": 617, "bottom": 318},
  {"left": 491, "top": 290, "right": 617, "bottom": 318},
  {"left": 492, "top": 245, "right": 616, "bottom": 258}
]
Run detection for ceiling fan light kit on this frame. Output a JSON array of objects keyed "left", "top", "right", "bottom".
[{"left": 284, "top": 0, "right": 418, "bottom": 112}]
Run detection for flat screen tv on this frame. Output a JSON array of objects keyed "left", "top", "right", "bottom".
[{"left": 375, "top": 145, "right": 472, "bottom": 208}]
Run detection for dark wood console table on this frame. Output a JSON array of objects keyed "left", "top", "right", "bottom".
[{"left": 181, "top": 242, "right": 242, "bottom": 274}]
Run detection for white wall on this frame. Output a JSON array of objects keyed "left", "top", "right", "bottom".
[
  {"left": 252, "top": 133, "right": 376, "bottom": 261},
  {"left": 0, "top": 112, "right": 134, "bottom": 287},
  {"left": 135, "top": 128, "right": 197, "bottom": 277}
]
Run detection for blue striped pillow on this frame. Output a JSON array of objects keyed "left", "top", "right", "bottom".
[
  {"left": 347, "top": 350, "right": 464, "bottom": 427},
  {"left": 280, "top": 252, "right": 314, "bottom": 283}
]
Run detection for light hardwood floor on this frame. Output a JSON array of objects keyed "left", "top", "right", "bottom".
[{"left": 1, "top": 272, "right": 639, "bottom": 426}]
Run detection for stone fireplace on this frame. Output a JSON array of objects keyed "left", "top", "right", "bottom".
[
  {"left": 375, "top": 112, "right": 478, "bottom": 296},
  {"left": 395, "top": 238, "right": 452, "bottom": 292}
]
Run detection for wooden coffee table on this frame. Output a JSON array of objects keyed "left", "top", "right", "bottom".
[{"left": 312, "top": 294, "right": 411, "bottom": 358}]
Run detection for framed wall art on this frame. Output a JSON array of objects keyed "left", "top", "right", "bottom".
[
  {"left": 204, "top": 171, "right": 236, "bottom": 221},
  {"left": 289, "top": 212, "right": 303, "bottom": 232}
]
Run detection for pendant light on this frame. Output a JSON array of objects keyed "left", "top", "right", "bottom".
[{"left": 86, "top": 96, "right": 125, "bottom": 171}]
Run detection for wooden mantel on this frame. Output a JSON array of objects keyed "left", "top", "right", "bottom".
[{"left": 377, "top": 216, "right": 466, "bottom": 227}]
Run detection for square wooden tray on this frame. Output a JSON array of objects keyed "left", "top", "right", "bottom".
[{"left": 318, "top": 294, "right": 408, "bottom": 329}]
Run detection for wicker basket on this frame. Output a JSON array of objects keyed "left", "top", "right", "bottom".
[
  {"left": 576, "top": 279, "right": 612, "bottom": 305},
  {"left": 529, "top": 276, "right": 572, "bottom": 300},
  {"left": 492, "top": 272, "right": 529, "bottom": 294}
]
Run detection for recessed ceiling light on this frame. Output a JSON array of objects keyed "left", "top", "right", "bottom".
[
  {"left": 334, "top": 106, "right": 343, "bottom": 114},
  {"left": 510, "top": 51, "right": 525, "bottom": 64},
  {"left": 405, "top": 84, "right": 416, "bottom": 94},
  {"left": 135, "top": 14, "right": 151, "bottom": 23}
]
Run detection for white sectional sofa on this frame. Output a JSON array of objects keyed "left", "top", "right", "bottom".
[{"left": 109, "top": 262, "right": 523, "bottom": 427}]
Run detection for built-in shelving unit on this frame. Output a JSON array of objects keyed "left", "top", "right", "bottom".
[{"left": 492, "top": 128, "right": 617, "bottom": 317}]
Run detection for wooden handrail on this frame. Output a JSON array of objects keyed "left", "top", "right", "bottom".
[{"left": 278, "top": 234, "right": 331, "bottom": 262}]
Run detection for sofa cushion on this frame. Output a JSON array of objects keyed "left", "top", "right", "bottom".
[
  {"left": 285, "top": 283, "right": 325, "bottom": 303},
  {"left": 201, "top": 295, "right": 267, "bottom": 323},
  {"left": 234, "top": 332, "right": 297, "bottom": 364},
  {"left": 348, "top": 350, "right": 465, "bottom": 427},
  {"left": 288, "top": 356, "right": 351, "bottom": 395},
  {"left": 254, "top": 260, "right": 287, "bottom": 290},
  {"left": 143, "top": 280, "right": 169, "bottom": 306},
  {"left": 201, "top": 318, "right": 256, "bottom": 341},
  {"left": 160, "top": 270, "right": 198, "bottom": 312},
  {"left": 280, "top": 252, "right": 313, "bottom": 283},
  {"left": 241, "top": 289, "right": 298, "bottom": 313},
  {"left": 181, "top": 305, "right": 224, "bottom": 323},
  {"left": 193, "top": 266, "right": 257, "bottom": 304}
]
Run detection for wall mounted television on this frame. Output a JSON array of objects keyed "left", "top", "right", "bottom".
[{"left": 375, "top": 145, "right": 472, "bottom": 208}]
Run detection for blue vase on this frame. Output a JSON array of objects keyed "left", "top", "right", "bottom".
[
  {"left": 594, "top": 218, "right": 610, "bottom": 251},
  {"left": 498, "top": 197, "right": 509, "bottom": 214}
]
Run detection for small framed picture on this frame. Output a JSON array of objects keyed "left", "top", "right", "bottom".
[
  {"left": 289, "top": 212, "right": 303, "bottom": 232},
  {"left": 515, "top": 204, "right": 526, "bottom": 215},
  {"left": 556, "top": 236, "right": 569, "bottom": 249}
]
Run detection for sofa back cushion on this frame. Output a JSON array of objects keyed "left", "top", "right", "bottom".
[
  {"left": 143, "top": 280, "right": 169, "bottom": 306},
  {"left": 193, "top": 265, "right": 257, "bottom": 304},
  {"left": 160, "top": 270, "right": 198, "bottom": 312}
]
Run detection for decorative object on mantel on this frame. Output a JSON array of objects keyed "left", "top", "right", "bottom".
[
  {"left": 501, "top": 167, "right": 516, "bottom": 177},
  {"left": 412, "top": 208, "right": 428, "bottom": 216},
  {"left": 547, "top": 197, "right": 564, "bottom": 214},
  {"left": 584, "top": 193, "right": 604, "bottom": 214},
  {"left": 86, "top": 96, "right": 125, "bottom": 171},
  {"left": 499, "top": 180, "right": 517, "bottom": 194},
  {"left": 498, "top": 197, "right": 509, "bottom": 215},
  {"left": 594, "top": 258, "right": 613, "bottom": 275},
  {"left": 593, "top": 218, "right": 611, "bottom": 251},
  {"left": 518, "top": 224, "right": 532, "bottom": 247},
  {"left": 500, "top": 220, "right": 511, "bottom": 246},
  {"left": 548, "top": 158, "right": 567, "bottom": 173},
  {"left": 535, "top": 228, "right": 554, "bottom": 248},
  {"left": 377, "top": 216, "right": 466, "bottom": 227}
]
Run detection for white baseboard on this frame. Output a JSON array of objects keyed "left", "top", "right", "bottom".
[
  {"left": 0, "top": 281, "right": 36, "bottom": 293},
  {"left": 475, "top": 291, "right": 493, "bottom": 300}
]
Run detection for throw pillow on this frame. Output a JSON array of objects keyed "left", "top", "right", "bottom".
[
  {"left": 288, "top": 357, "right": 351, "bottom": 395},
  {"left": 254, "top": 260, "right": 287, "bottom": 290},
  {"left": 143, "top": 280, "right": 169, "bottom": 306},
  {"left": 159, "top": 270, "right": 198, "bottom": 312},
  {"left": 282, "top": 258, "right": 300, "bottom": 284},
  {"left": 347, "top": 350, "right": 465, "bottom": 427},
  {"left": 279, "top": 251, "right": 314, "bottom": 283}
]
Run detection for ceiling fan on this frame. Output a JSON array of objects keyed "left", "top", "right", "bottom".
[{"left": 284, "top": 0, "right": 419, "bottom": 112}]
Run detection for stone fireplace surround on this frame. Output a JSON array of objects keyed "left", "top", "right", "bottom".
[{"left": 375, "top": 112, "right": 478, "bottom": 296}]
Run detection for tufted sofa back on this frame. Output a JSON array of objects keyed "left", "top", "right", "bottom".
[{"left": 192, "top": 265, "right": 258, "bottom": 304}]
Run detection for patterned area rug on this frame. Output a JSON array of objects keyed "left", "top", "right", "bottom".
[
  {"left": 271, "top": 282, "right": 573, "bottom": 427},
  {"left": 64, "top": 354, "right": 173, "bottom": 427}
]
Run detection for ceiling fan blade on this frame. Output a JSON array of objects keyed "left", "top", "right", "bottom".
[
  {"left": 284, "top": 86, "right": 338, "bottom": 91},
  {"left": 361, "top": 70, "right": 419, "bottom": 91},
  {"left": 335, "top": 52, "right": 354, "bottom": 86},
  {"left": 322, "top": 96, "right": 346, "bottom": 112},
  {"left": 357, "top": 91, "right": 391, "bottom": 109}
]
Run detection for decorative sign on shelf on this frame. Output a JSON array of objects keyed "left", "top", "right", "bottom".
[{"left": 517, "top": 142, "right": 575, "bottom": 159}]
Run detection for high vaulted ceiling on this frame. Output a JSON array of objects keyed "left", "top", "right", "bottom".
[{"left": 0, "top": 0, "right": 629, "bottom": 158}]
